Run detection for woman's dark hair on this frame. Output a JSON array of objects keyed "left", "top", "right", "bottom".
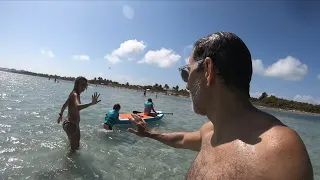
[
  {"left": 113, "top": 104, "right": 121, "bottom": 110},
  {"left": 147, "top": 98, "right": 152, "bottom": 102},
  {"left": 73, "top": 76, "right": 88, "bottom": 93}
]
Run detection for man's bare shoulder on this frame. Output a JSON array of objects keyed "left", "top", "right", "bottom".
[{"left": 259, "top": 120, "right": 314, "bottom": 180}]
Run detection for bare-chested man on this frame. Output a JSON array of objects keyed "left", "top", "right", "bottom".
[
  {"left": 128, "top": 32, "right": 314, "bottom": 179},
  {"left": 58, "top": 76, "right": 101, "bottom": 150}
]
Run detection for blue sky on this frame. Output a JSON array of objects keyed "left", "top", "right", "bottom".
[{"left": 0, "top": 1, "right": 319, "bottom": 104}]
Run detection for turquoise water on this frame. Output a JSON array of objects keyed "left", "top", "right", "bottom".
[{"left": 0, "top": 71, "right": 319, "bottom": 180}]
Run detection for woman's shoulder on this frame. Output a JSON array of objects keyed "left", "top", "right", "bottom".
[{"left": 68, "top": 91, "right": 78, "bottom": 98}]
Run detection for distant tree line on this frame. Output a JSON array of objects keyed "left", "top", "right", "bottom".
[
  {"left": 88, "top": 77, "right": 188, "bottom": 95},
  {"left": 251, "top": 92, "right": 320, "bottom": 114},
  {"left": 1, "top": 67, "right": 319, "bottom": 114},
  {"left": 0, "top": 67, "right": 75, "bottom": 81}
]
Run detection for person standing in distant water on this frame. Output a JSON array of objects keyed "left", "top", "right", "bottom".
[
  {"left": 103, "top": 104, "right": 121, "bottom": 130},
  {"left": 57, "top": 76, "right": 101, "bottom": 151},
  {"left": 144, "top": 98, "right": 157, "bottom": 117},
  {"left": 143, "top": 89, "right": 146, "bottom": 97}
]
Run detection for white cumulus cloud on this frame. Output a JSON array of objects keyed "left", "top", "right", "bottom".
[
  {"left": 72, "top": 55, "right": 90, "bottom": 61},
  {"left": 250, "top": 92, "right": 263, "bottom": 98},
  {"left": 41, "top": 49, "right": 54, "bottom": 58},
  {"left": 264, "top": 56, "right": 308, "bottom": 80},
  {"left": 252, "top": 59, "right": 265, "bottom": 75},
  {"left": 112, "top": 39, "right": 146, "bottom": 57},
  {"left": 138, "top": 48, "right": 181, "bottom": 68},
  {"left": 252, "top": 56, "right": 308, "bottom": 81},
  {"left": 293, "top": 94, "right": 320, "bottom": 105},
  {"left": 122, "top": 5, "right": 134, "bottom": 20},
  {"left": 104, "top": 54, "right": 121, "bottom": 64},
  {"left": 104, "top": 39, "right": 146, "bottom": 64}
]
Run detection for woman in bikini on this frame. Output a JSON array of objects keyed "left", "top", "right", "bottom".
[{"left": 57, "top": 76, "right": 101, "bottom": 150}]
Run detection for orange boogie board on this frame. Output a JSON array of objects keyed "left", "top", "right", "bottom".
[{"left": 115, "top": 111, "right": 164, "bottom": 124}]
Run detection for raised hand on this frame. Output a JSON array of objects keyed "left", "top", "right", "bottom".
[
  {"left": 91, "top": 92, "right": 101, "bottom": 105},
  {"left": 128, "top": 114, "right": 153, "bottom": 137}
]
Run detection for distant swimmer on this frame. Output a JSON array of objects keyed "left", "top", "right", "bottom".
[
  {"left": 128, "top": 32, "right": 313, "bottom": 179},
  {"left": 57, "top": 76, "right": 101, "bottom": 151},
  {"left": 143, "top": 98, "right": 157, "bottom": 117},
  {"left": 103, "top": 104, "right": 121, "bottom": 130}
]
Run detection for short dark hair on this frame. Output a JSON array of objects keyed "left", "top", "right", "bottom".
[
  {"left": 147, "top": 98, "right": 152, "bottom": 102},
  {"left": 193, "top": 31, "right": 252, "bottom": 96},
  {"left": 113, "top": 104, "right": 121, "bottom": 110}
]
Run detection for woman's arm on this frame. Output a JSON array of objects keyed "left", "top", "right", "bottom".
[
  {"left": 59, "top": 98, "right": 69, "bottom": 116},
  {"left": 70, "top": 92, "right": 92, "bottom": 111},
  {"left": 70, "top": 92, "right": 100, "bottom": 111},
  {"left": 57, "top": 98, "right": 69, "bottom": 123}
]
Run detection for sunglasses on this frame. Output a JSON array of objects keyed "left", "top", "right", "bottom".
[
  {"left": 178, "top": 44, "right": 221, "bottom": 83},
  {"left": 178, "top": 60, "right": 205, "bottom": 82}
]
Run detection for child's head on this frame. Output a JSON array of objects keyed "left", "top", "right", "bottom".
[
  {"left": 148, "top": 98, "right": 152, "bottom": 102},
  {"left": 73, "top": 76, "right": 88, "bottom": 93},
  {"left": 113, "top": 104, "right": 121, "bottom": 111}
]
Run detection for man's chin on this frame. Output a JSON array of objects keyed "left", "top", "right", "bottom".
[{"left": 191, "top": 103, "right": 207, "bottom": 116}]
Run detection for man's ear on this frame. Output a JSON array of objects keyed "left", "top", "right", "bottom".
[{"left": 204, "top": 57, "right": 215, "bottom": 86}]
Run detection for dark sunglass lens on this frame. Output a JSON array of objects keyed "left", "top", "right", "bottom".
[{"left": 181, "top": 70, "right": 189, "bottom": 82}]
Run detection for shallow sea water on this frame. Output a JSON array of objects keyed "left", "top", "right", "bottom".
[{"left": 0, "top": 71, "right": 319, "bottom": 179}]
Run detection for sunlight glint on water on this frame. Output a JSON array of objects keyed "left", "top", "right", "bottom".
[{"left": 0, "top": 71, "right": 319, "bottom": 179}]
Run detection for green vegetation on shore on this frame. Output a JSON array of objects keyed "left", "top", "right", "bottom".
[{"left": 1, "top": 67, "right": 320, "bottom": 115}]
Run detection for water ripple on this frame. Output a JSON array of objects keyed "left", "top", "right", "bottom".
[{"left": 0, "top": 71, "right": 319, "bottom": 179}]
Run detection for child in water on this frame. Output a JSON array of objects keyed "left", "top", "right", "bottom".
[
  {"left": 144, "top": 98, "right": 158, "bottom": 117},
  {"left": 57, "top": 76, "right": 101, "bottom": 150},
  {"left": 104, "top": 104, "right": 121, "bottom": 130}
]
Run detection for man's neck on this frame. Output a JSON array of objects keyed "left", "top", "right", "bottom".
[{"left": 206, "top": 88, "right": 256, "bottom": 144}]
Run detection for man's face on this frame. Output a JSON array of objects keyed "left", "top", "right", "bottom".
[{"left": 186, "top": 54, "right": 210, "bottom": 116}]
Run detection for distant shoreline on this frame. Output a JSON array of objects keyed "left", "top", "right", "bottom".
[
  {"left": 1, "top": 67, "right": 320, "bottom": 116},
  {"left": 170, "top": 93, "right": 320, "bottom": 116},
  {"left": 104, "top": 85, "right": 320, "bottom": 117},
  {"left": 255, "top": 105, "right": 320, "bottom": 117}
]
